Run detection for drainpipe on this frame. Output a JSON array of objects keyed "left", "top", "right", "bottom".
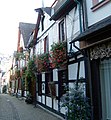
[
  {"left": 82, "top": 0, "right": 88, "bottom": 30},
  {"left": 82, "top": 1, "right": 93, "bottom": 119}
]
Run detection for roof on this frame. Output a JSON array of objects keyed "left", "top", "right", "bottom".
[
  {"left": 19, "top": 22, "right": 36, "bottom": 48},
  {"left": 43, "top": 7, "right": 51, "bottom": 16}
]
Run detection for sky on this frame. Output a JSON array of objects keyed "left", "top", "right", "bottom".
[{"left": 0, "top": 0, "right": 54, "bottom": 56}]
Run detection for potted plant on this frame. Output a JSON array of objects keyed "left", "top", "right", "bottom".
[{"left": 60, "top": 84, "right": 91, "bottom": 120}]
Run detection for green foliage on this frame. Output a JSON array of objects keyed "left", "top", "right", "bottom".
[
  {"left": 25, "top": 58, "right": 37, "bottom": 80},
  {"left": 37, "top": 53, "right": 50, "bottom": 72},
  {"left": 15, "top": 52, "right": 26, "bottom": 60},
  {"left": 60, "top": 84, "right": 91, "bottom": 120},
  {"left": 15, "top": 69, "right": 20, "bottom": 78}
]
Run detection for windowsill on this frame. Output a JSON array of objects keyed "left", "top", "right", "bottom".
[{"left": 91, "top": 0, "right": 110, "bottom": 12}]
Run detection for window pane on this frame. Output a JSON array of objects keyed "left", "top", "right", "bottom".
[
  {"left": 68, "top": 63, "right": 78, "bottom": 80},
  {"left": 59, "top": 20, "right": 65, "bottom": 42},
  {"left": 100, "top": 59, "right": 111, "bottom": 120}
]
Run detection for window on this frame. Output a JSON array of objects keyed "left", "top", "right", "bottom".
[
  {"left": 44, "top": 36, "right": 49, "bottom": 53},
  {"left": 92, "top": 0, "right": 103, "bottom": 6},
  {"left": 58, "top": 69, "right": 67, "bottom": 97},
  {"left": 92, "top": 0, "right": 110, "bottom": 11},
  {"left": 100, "top": 58, "right": 111, "bottom": 120},
  {"left": 59, "top": 20, "right": 65, "bottom": 42}
]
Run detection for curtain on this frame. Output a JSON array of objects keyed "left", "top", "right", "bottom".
[{"left": 100, "top": 58, "right": 111, "bottom": 120}]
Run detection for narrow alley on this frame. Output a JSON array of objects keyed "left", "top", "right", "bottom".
[{"left": 0, "top": 94, "right": 63, "bottom": 120}]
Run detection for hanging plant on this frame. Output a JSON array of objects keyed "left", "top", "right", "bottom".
[
  {"left": 36, "top": 53, "right": 50, "bottom": 72},
  {"left": 50, "top": 42, "right": 67, "bottom": 69}
]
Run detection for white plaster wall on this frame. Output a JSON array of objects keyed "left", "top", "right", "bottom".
[
  {"left": 79, "top": 61, "right": 85, "bottom": 79},
  {"left": 53, "top": 99, "right": 58, "bottom": 111},
  {"left": 38, "top": 96, "right": 42, "bottom": 103},
  {"left": 68, "top": 63, "right": 78, "bottom": 80},
  {"left": 86, "top": 1, "right": 111, "bottom": 26},
  {"left": 49, "top": 23, "right": 59, "bottom": 50},
  {"left": 42, "top": 95, "right": 45, "bottom": 104},
  {"left": 66, "top": 7, "right": 80, "bottom": 52},
  {"left": 35, "top": 23, "right": 58, "bottom": 55},
  {"left": 46, "top": 97, "right": 52, "bottom": 108},
  {"left": 30, "top": 48, "right": 33, "bottom": 58},
  {"left": 53, "top": 69, "right": 58, "bottom": 81},
  {"left": 42, "top": 73, "right": 45, "bottom": 81},
  {"left": 42, "top": 83, "right": 45, "bottom": 93},
  {"left": 66, "top": 8, "right": 80, "bottom": 40},
  {"left": 44, "top": 12, "right": 55, "bottom": 31}
]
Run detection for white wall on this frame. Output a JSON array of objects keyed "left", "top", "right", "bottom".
[
  {"left": 86, "top": 1, "right": 111, "bottom": 26},
  {"left": 65, "top": 6, "right": 80, "bottom": 52},
  {"left": 35, "top": 12, "right": 58, "bottom": 54}
]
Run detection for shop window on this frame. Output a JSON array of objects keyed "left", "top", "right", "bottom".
[
  {"left": 37, "top": 74, "right": 42, "bottom": 96},
  {"left": 59, "top": 20, "right": 65, "bottom": 42}
]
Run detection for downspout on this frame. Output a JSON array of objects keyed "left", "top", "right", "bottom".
[
  {"left": 83, "top": 1, "right": 93, "bottom": 119},
  {"left": 82, "top": 0, "right": 88, "bottom": 30},
  {"left": 75, "top": 1, "right": 93, "bottom": 119}
]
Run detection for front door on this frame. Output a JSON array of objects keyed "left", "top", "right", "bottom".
[{"left": 100, "top": 58, "right": 111, "bottom": 120}]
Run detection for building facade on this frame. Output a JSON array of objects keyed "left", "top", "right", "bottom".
[
  {"left": 71, "top": 0, "right": 111, "bottom": 119},
  {"left": 27, "top": 0, "right": 87, "bottom": 118},
  {"left": 12, "top": 0, "right": 111, "bottom": 119}
]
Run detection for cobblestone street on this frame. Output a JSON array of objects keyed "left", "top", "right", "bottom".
[{"left": 0, "top": 94, "right": 63, "bottom": 120}]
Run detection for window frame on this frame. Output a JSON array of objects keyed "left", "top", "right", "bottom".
[
  {"left": 91, "top": 0, "right": 110, "bottom": 11},
  {"left": 59, "top": 19, "right": 65, "bottom": 42}
]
